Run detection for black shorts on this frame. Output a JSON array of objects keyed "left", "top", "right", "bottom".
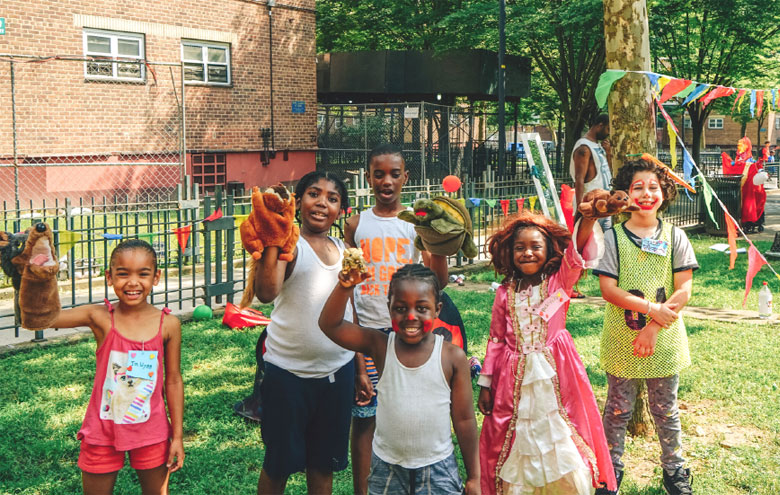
[{"left": 260, "top": 360, "right": 354, "bottom": 478}]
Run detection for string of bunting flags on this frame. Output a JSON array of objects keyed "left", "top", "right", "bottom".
[{"left": 597, "top": 69, "right": 780, "bottom": 305}]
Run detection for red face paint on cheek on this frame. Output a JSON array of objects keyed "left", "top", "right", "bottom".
[
  {"left": 391, "top": 320, "right": 401, "bottom": 333},
  {"left": 423, "top": 320, "right": 434, "bottom": 333}
]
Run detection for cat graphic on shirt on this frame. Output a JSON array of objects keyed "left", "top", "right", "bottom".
[{"left": 99, "top": 350, "right": 155, "bottom": 424}]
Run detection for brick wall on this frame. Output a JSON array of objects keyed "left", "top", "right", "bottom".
[{"left": 0, "top": 0, "right": 317, "bottom": 158}]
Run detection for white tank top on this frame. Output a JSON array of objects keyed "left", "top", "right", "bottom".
[
  {"left": 263, "top": 236, "right": 354, "bottom": 378},
  {"left": 569, "top": 137, "right": 612, "bottom": 193},
  {"left": 353, "top": 208, "right": 420, "bottom": 329},
  {"left": 372, "top": 333, "right": 454, "bottom": 468}
]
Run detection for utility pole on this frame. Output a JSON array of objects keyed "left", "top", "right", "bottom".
[{"left": 497, "top": 0, "right": 506, "bottom": 176}]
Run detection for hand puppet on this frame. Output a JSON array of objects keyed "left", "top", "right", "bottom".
[
  {"left": 397, "top": 196, "right": 478, "bottom": 259},
  {"left": 239, "top": 185, "right": 299, "bottom": 307},
  {"left": 576, "top": 189, "right": 639, "bottom": 221},
  {"left": 10, "top": 223, "right": 61, "bottom": 330}
]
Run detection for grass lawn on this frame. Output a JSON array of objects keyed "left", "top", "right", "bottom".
[{"left": 2, "top": 283, "right": 779, "bottom": 494}]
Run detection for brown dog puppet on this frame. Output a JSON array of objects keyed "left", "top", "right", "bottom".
[
  {"left": 239, "top": 185, "right": 300, "bottom": 307},
  {"left": 575, "top": 189, "right": 639, "bottom": 221},
  {"left": 11, "top": 223, "right": 61, "bottom": 330}
]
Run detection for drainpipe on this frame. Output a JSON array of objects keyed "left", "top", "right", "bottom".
[{"left": 267, "top": 0, "right": 276, "bottom": 152}]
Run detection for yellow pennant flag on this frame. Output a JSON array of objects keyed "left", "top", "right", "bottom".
[
  {"left": 657, "top": 76, "right": 671, "bottom": 92},
  {"left": 234, "top": 214, "right": 250, "bottom": 229},
  {"left": 668, "top": 122, "right": 677, "bottom": 169},
  {"left": 529, "top": 196, "right": 537, "bottom": 211},
  {"left": 57, "top": 230, "right": 82, "bottom": 254}
]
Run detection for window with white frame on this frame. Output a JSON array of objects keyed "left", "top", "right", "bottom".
[
  {"left": 83, "top": 29, "right": 145, "bottom": 81},
  {"left": 776, "top": 116, "right": 780, "bottom": 130},
  {"left": 708, "top": 118, "right": 724, "bottom": 129},
  {"left": 684, "top": 118, "right": 692, "bottom": 129},
  {"left": 182, "top": 41, "right": 231, "bottom": 85}
]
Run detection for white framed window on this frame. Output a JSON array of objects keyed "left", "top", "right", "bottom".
[
  {"left": 684, "top": 118, "right": 692, "bottom": 129},
  {"left": 182, "top": 41, "right": 231, "bottom": 85},
  {"left": 708, "top": 118, "right": 724, "bottom": 129},
  {"left": 775, "top": 117, "right": 780, "bottom": 130},
  {"left": 83, "top": 29, "right": 145, "bottom": 81}
]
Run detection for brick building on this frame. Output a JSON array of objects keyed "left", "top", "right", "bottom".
[
  {"left": 0, "top": 0, "right": 316, "bottom": 203},
  {"left": 661, "top": 110, "right": 778, "bottom": 152}
]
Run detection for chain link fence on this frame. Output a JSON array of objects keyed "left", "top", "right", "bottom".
[{"left": 0, "top": 55, "right": 185, "bottom": 208}]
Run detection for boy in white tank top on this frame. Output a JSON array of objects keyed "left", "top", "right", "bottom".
[
  {"left": 319, "top": 264, "right": 480, "bottom": 494},
  {"left": 344, "top": 144, "right": 450, "bottom": 494}
]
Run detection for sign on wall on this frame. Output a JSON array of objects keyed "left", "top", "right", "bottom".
[
  {"left": 0, "top": 18, "right": 5, "bottom": 35},
  {"left": 291, "top": 101, "right": 305, "bottom": 114}
]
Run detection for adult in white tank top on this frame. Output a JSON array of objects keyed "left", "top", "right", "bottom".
[{"left": 570, "top": 113, "right": 613, "bottom": 229}]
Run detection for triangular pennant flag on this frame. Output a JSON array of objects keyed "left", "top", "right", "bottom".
[
  {"left": 659, "top": 78, "right": 692, "bottom": 103},
  {"left": 749, "top": 90, "right": 757, "bottom": 118},
  {"left": 516, "top": 198, "right": 525, "bottom": 211},
  {"left": 468, "top": 198, "right": 481, "bottom": 207},
  {"left": 700, "top": 86, "right": 735, "bottom": 108},
  {"left": 732, "top": 89, "right": 747, "bottom": 112},
  {"left": 203, "top": 208, "right": 223, "bottom": 222},
  {"left": 102, "top": 233, "right": 123, "bottom": 241},
  {"left": 136, "top": 232, "right": 157, "bottom": 241},
  {"left": 772, "top": 89, "right": 777, "bottom": 110},
  {"left": 682, "top": 148, "right": 694, "bottom": 185},
  {"left": 724, "top": 214, "right": 738, "bottom": 270},
  {"left": 657, "top": 76, "right": 671, "bottom": 92},
  {"left": 682, "top": 84, "right": 709, "bottom": 106},
  {"left": 737, "top": 89, "right": 747, "bottom": 112},
  {"left": 174, "top": 225, "right": 192, "bottom": 251},
  {"left": 656, "top": 98, "right": 679, "bottom": 134},
  {"left": 646, "top": 73, "right": 661, "bottom": 91},
  {"left": 743, "top": 245, "right": 767, "bottom": 307},
  {"left": 500, "top": 199, "right": 509, "bottom": 216},
  {"left": 559, "top": 184, "right": 575, "bottom": 231},
  {"left": 234, "top": 214, "right": 249, "bottom": 229},
  {"left": 668, "top": 122, "right": 677, "bottom": 169},
  {"left": 756, "top": 90, "right": 764, "bottom": 117},
  {"left": 701, "top": 179, "right": 718, "bottom": 229},
  {"left": 529, "top": 196, "right": 537, "bottom": 211},
  {"left": 57, "top": 230, "right": 82, "bottom": 253},
  {"left": 595, "top": 70, "right": 627, "bottom": 108},
  {"left": 485, "top": 199, "right": 497, "bottom": 208},
  {"left": 673, "top": 82, "right": 698, "bottom": 101}
]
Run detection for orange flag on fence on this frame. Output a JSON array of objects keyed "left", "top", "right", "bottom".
[
  {"left": 174, "top": 225, "right": 192, "bottom": 251},
  {"left": 500, "top": 199, "right": 509, "bottom": 216},
  {"left": 743, "top": 245, "right": 767, "bottom": 307},
  {"left": 516, "top": 198, "right": 525, "bottom": 211},
  {"left": 725, "top": 214, "right": 738, "bottom": 270},
  {"left": 204, "top": 208, "right": 223, "bottom": 222}
]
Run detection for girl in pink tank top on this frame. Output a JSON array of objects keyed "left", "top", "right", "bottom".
[{"left": 24, "top": 239, "right": 184, "bottom": 493}]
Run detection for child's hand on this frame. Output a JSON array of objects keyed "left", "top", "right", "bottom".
[
  {"left": 633, "top": 326, "right": 659, "bottom": 358},
  {"left": 477, "top": 387, "right": 493, "bottom": 415},
  {"left": 354, "top": 372, "right": 376, "bottom": 406},
  {"left": 339, "top": 248, "right": 370, "bottom": 288},
  {"left": 464, "top": 477, "right": 481, "bottom": 495},
  {"left": 338, "top": 269, "right": 370, "bottom": 289},
  {"left": 167, "top": 437, "right": 185, "bottom": 472},
  {"left": 648, "top": 301, "right": 679, "bottom": 328}
]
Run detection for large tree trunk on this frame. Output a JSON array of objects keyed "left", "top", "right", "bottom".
[{"left": 603, "top": 0, "right": 656, "bottom": 437}]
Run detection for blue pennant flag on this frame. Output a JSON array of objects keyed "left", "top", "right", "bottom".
[
  {"left": 645, "top": 73, "right": 661, "bottom": 91},
  {"left": 750, "top": 90, "right": 757, "bottom": 118},
  {"left": 682, "top": 148, "right": 696, "bottom": 201},
  {"left": 102, "top": 233, "right": 123, "bottom": 241},
  {"left": 682, "top": 84, "right": 709, "bottom": 106},
  {"left": 468, "top": 198, "right": 481, "bottom": 207}
]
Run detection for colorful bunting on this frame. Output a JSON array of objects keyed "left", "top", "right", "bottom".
[
  {"left": 682, "top": 84, "right": 709, "bottom": 106},
  {"left": 468, "top": 198, "right": 481, "bottom": 207},
  {"left": 595, "top": 70, "right": 627, "bottom": 108},
  {"left": 656, "top": 97, "right": 679, "bottom": 135},
  {"left": 174, "top": 225, "right": 192, "bottom": 252},
  {"left": 559, "top": 184, "right": 575, "bottom": 231},
  {"left": 516, "top": 198, "right": 525, "bottom": 211},
  {"left": 203, "top": 208, "right": 223, "bottom": 222},
  {"left": 701, "top": 179, "right": 718, "bottom": 229},
  {"left": 674, "top": 82, "right": 698, "bottom": 101},
  {"left": 529, "top": 196, "right": 537, "bottom": 211},
  {"left": 659, "top": 78, "right": 692, "bottom": 103},
  {"left": 700, "top": 86, "right": 735, "bottom": 108},
  {"left": 724, "top": 214, "right": 738, "bottom": 270},
  {"left": 743, "top": 245, "right": 767, "bottom": 307},
  {"left": 485, "top": 199, "right": 497, "bottom": 208},
  {"left": 500, "top": 199, "right": 509, "bottom": 216},
  {"left": 57, "top": 230, "right": 82, "bottom": 253},
  {"left": 749, "top": 90, "right": 757, "bottom": 117},
  {"left": 756, "top": 90, "right": 764, "bottom": 117},
  {"left": 102, "top": 233, "right": 123, "bottom": 241},
  {"left": 668, "top": 122, "right": 677, "bottom": 170}
]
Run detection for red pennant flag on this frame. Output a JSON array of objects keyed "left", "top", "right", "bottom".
[
  {"left": 655, "top": 98, "right": 679, "bottom": 135},
  {"left": 500, "top": 199, "right": 509, "bottom": 216},
  {"left": 732, "top": 89, "right": 747, "bottom": 112},
  {"left": 559, "top": 184, "right": 575, "bottom": 231},
  {"left": 724, "top": 214, "right": 738, "bottom": 270},
  {"left": 204, "top": 208, "right": 223, "bottom": 222},
  {"left": 701, "top": 86, "right": 735, "bottom": 108},
  {"left": 516, "top": 198, "right": 525, "bottom": 211},
  {"left": 659, "top": 78, "right": 692, "bottom": 103},
  {"left": 756, "top": 90, "right": 764, "bottom": 117},
  {"left": 743, "top": 245, "right": 767, "bottom": 307},
  {"left": 174, "top": 225, "right": 192, "bottom": 251}
]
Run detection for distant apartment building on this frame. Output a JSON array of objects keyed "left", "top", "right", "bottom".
[
  {"left": 661, "top": 110, "right": 778, "bottom": 152},
  {"left": 0, "top": 0, "right": 316, "bottom": 202}
]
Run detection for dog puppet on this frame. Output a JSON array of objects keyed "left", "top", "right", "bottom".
[{"left": 10, "top": 223, "right": 61, "bottom": 330}]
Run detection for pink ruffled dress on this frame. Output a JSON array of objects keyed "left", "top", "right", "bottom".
[{"left": 479, "top": 225, "right": 616, "bottom": 494}]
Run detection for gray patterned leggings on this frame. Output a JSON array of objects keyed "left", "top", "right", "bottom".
[{"left": 602, "top": 373, "right": 685, "bottom": 472}]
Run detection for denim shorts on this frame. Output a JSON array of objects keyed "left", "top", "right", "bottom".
[{"left": 368, "top": 452, "right": 463, "bottom": 495}]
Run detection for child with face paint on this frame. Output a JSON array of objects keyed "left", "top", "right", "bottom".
[
  {"left": 592, "top": 159, "right": 697, "bottom": 495},
  {"left": 478, "top": 208, "right": 617, "bottom": 495},
  {"left": 319, "top": 264, "right": 480, "bottom": 495}
]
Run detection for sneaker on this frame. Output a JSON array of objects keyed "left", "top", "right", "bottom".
[
  {"left": 595, "top": 469, "right": 623, "bottom": 495},
  {"left": 233, "top": 398, "right": 262, "bottom": 423},
  {"left": 663, "top": 467, "right": 692, "bottom": 495}
]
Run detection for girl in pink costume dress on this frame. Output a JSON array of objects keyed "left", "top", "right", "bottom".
[{"left": 477, "top": 208, "right": 616, "bottom": 494}]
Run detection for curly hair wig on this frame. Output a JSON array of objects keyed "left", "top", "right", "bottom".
[
  {"left": 611, "top": 159, "right": 677, "bottom": 212},
  {"left": 487, "top": 210, "right": 571, "bottom": 282}
]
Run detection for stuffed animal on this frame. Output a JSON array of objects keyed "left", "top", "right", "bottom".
[
  {"left": 10, "top": 223, "right": 61, "bottom": 330},
  {"left": 0, "top": 230, "right": 29, "bottom": 325},
  {"left": 239, "top": 185, "right": 299, "bottom": 308},
  {"left": 575, "top": 189, "right": 639, "bottom": 221},
  {"left": 397, "top": 196, "right": 478, "bottom": 259}
]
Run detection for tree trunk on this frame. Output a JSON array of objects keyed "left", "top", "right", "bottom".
[{"left": 603, "top": 0, "right": 655, "bottom": 437}]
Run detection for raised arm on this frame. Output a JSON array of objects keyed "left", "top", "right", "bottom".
[
  {"left": 163, "top": 315, "right": 185, "bottom": 472},
  {"left": 253, "top": 246, "right": 294, "bottom": 303},
  {"left": 447, "top": 345, "right": 481, "bottom": 494},
  {"left": 47, "top": 304, "right": 110, "bottom": 343},
  {"left": 421, "top": 250, "right": 449, "bottom": 288}
]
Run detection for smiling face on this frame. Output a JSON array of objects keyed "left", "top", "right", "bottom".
[
  {"left": 388, "top": 279, "right": 441, "bottom": 346},
  {"left": 367, "top": 153, "right": 408, "bottom": 207},
  {"left": 512, "top": 227, "right": 549, "bottom": 280},
  {"left": 298, "top": 178, "right": 342, "bottom": 234},
  {"left": 106, "top": 248, "right": 160, "bottom": 306},
  {"left": 629, "top": 170, "right": 664, "bottom": 215}
]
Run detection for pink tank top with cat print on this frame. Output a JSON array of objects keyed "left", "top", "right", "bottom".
[{"left": 77, "top": 301, "right": 172, "bottom": 451}]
